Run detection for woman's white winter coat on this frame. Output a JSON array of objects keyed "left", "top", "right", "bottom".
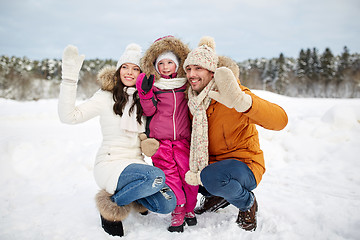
[{"left": 58, "top": 69, "right": 146, "bottom": 194}]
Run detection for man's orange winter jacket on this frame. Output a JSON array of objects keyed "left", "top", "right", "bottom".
[{"left": 206, "top": 85, "right": 288, "bottom": 185}]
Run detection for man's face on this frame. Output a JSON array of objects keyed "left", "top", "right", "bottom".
[{"left": 185, "top": 65, "right": 214, "bottom": 93}]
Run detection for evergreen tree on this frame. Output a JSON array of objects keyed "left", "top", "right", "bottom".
[
  {"left": 320, "top": 48, "right": 335, "bottom": 81},
  {"left": 338, "top": 46, "right": 350, "bottom": 79},
  {"left": 275, "top": 53, "right": 288, "bottom": 93},
  {"left": 305, "top": 48, "right": 312, "bottom": 77},
  {"left": 296, "top": 49, "right": 307, "bottom": 77},
  {"left": 311, "top": 47, "right": 320, "bottom": 81},
  {"left": 262, "top": 59, "right": 276, "bottom": 91}
]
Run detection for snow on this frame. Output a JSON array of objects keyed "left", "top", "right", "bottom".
[{"left": 1, "top": 90, "right": 360, "bottom": 240}]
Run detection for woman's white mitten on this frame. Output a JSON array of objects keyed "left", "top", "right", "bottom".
[{"left": 61, "top": 45, "right": 85, "bottom": 83}]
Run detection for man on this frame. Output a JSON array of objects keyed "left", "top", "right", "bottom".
[{"left": 183, "top": 36, "right": 288, "bottom": 231}]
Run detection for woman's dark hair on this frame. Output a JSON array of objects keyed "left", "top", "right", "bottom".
[{"left": 112, "top": 68, "right": 143, "bottom": 124}]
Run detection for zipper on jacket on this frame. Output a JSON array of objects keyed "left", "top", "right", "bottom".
[{"left": 172, "top": 90, "right": 176, "bottom": 140}]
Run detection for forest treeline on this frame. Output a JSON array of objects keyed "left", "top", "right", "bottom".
[
  {"left": 240, "top": 46, "right": 360, "bottom": 98},
  {"left": 1, "top": 46, "right": 359, "bottom": 101},
  {"left": 0, "top": 57, "right": 116, "bottom": 100}
]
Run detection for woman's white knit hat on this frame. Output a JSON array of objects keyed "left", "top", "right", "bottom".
[
  {"left": 116, "top": 43, "right": 142, "bottom": 70},
  {"left": 183, "top": 36, "right": 218, "bottom": 72}
]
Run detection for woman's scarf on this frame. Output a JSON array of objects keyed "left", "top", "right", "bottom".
[{"left": 120, "top": 87, "right": 145, "bottom": 133}]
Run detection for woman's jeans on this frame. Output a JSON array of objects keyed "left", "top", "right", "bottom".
[
  {"left": 200, "top": 159, "right": 257, "bottom": 211},
  {"left": 111, "top": 163, "right": 176, "bottom": 214}
]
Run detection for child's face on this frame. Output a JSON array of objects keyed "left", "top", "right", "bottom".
[
  {"left": 119, "top": 63, "right": 141, "bottom": 87},
  {"left": 157, "top": 59, "right": 177, "bottom": 76}
]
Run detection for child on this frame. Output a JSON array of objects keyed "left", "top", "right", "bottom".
[
  {"left": 58, "top": 44, "right": 176, "bottom": 237},
  {"left": 136, "top": 36, "right": 199, "bottom": 232}
]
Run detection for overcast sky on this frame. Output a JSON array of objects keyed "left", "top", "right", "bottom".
[{"left": 1, "top": 0, "right": 359, "bottom": 62}]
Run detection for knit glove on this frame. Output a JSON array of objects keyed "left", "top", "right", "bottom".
[
  {"left": 208, "top": 67, "right": 252, "bottom": 112},
  {"left": 139, "top": 133, "right": 159, "bottom": 157},
  {"left": 136, "top": 73, "right": 154, "bottom": 99},
  {"left": 61, "top": 45, "right": 85, "bottom": 83}
]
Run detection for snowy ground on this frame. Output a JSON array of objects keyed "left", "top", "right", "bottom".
[{"left": 1, "top": 90, "right": 360, "bottom": 240}]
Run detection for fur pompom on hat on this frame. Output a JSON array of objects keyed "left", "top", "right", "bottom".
[
  {"left": 116, "top": 43, "right": 142, "bottom": 70},
  {"left": 183, "top": 36, "right": 219, "bottom": 72}
]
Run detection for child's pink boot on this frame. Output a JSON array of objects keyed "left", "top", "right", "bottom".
[
  {"left": 185, "top": 211, "right": 197, "bottom": 226},
  {"left": 168, "top": 205, "right": 186, "bottom": 232}
]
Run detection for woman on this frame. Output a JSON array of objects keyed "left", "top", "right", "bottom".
[{"left": 58, "top": 43, "right": 176, "bottom": 237}]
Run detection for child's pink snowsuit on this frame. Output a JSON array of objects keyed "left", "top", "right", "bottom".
[{"left": 138, "top": 82, "right": 198, "bottom": 212}]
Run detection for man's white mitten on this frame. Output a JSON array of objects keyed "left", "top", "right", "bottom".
[
  {"left": 61, "top": 45, "right": 85, "bottom": 83},
  {"left": 208, "top": 67, "right": 252, "bottom": 112}
]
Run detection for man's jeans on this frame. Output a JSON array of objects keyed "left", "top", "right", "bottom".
[
  {"left": 200, "top": 159, "right": 257, "bottom": 211},
  {"left": 111, "top": 164, "right": 176, "bottom": 214}
]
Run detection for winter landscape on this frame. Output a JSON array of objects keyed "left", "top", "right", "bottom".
[{"left": 1, "top": 90, "right": 360, "bottom": 240}]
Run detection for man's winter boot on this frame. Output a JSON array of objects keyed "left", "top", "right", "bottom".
[
  {"left": 194, "top": 195, "right": 230, "bottom": 215},
  {"left": 95, "top": 190, "right": 132, "bottom": 237},
  {"left": 236, "top": 195, "right": 258, "bottom": 231},
  {"left": 184, "top": 211, "right": 197, "bottom": 226},
  {"left": 168, "top": 205, "right": 186, "bottom": 232}
]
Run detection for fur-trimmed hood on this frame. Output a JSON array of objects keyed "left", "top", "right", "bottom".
[
  {"left": 97, "top": 65, "right": 117, "bottom": 91},
  {"left": 140, "top": 36, "right": 191, "bottom": 81}
]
